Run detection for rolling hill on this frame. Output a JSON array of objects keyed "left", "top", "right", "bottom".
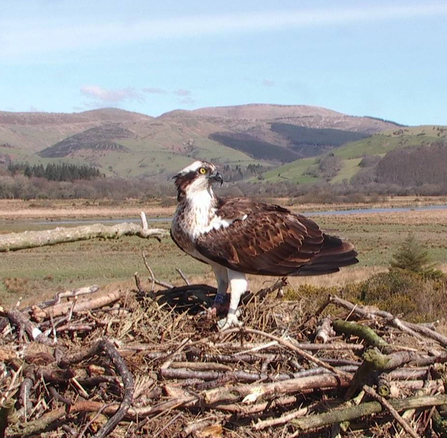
[
  {"left": 261, "top": 125, "right": 447, "bottom": 186},
  {"left": 0, "top": 104, "right": 418, "bottom": 181}
]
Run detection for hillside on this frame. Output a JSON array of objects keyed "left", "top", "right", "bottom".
[
  {"left": 0, "top": 104, "right": 404, "bottom": 179},
  {"left": 191, "top": 104, "right": 400, "bottom": 133},
  {"left": 261, "top": 125, "right": 447, "bottom": 186}
]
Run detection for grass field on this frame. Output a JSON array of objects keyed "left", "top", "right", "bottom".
[
  {"left": 1, "top": 198, "right": 447, "bottom": 308},
  {"left": 261, "top": 125, "right": 447, "bottom": 184}
]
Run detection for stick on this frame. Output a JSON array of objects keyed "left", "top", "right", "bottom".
[
  {"left": 362, "top": 385, "right": 420, "bottom": 438},
  {"left": 5, "top": 309, "right": 51, "bottom": 344},
  {"left": 254, "top": 406, "right": 308, "bottom": 430},
  {"left": 202, "top": 373, "right": 351, "bottom": 405},
  {"left": 315, "top": 317, "right": 335, "bottom": 344},
  {"left": 57, "top": 338, "right": 134, "bottom": 438},
  {"left": 38, "top": 289, "right": 122, "bottom": 319},
  {"left": 329, "top": 295, "right": 432, "bottom": 344},
  {"left": 140, "top": 211, "right": 149, "bottom": 230},
  {"left": 332, "top": 319, "right": 389, "bottom": 350},
  {"left": 142, "top": 252, "right": 173, "bottom": 289},
  {"left": 290, "top": 394, "right": 447, "bottom": 434},
  {"left": 176, "top": 268, "right": 190, "bottom": 285},
  {"left": 345, "top": 348, "right": 417, "bottom": 400},
  {"left": 90, "top": 339, "right": 135, "bottom": 438},
  {"left": 225, "top": 327, "right": 353, "bottom": 379}
]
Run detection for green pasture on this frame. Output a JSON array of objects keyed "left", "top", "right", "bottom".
[{"left": 2, "top": 210, "right": 447, "bottom": 307}]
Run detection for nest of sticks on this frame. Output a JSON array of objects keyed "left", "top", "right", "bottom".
[{"left": 1, "top": 271, "right": 447, "bottom": 438}]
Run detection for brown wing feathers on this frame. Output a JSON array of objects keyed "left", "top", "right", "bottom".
[{"left": 196, "top": 199, "right": 358, "bottom": 276}]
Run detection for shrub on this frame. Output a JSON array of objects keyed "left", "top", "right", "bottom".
[
  {"left": 391, "top": 234, "right": 442, "bottom": 277},
  {"left": 359, "top": 269, "right": 447, "bottom": 322}
]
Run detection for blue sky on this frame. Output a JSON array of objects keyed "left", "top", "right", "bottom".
[{"left": 1, "top": 0, "right": 446, "bottom": 125}]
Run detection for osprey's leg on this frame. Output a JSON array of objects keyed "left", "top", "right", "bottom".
[
  {"left": 218, "top": 270, "right": 247, "bottom": 330},
  {"left": 207, "top": 264, "right": 229, "bottom": 318}
]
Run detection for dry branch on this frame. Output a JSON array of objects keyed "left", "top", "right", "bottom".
[
  {"left": 0, "top": 223, "right": 168, "bottom": 252},
  {"left": 332, "top": 319, "right": 389, "bottom": 350},
  {"left": 315, "top": 317, "right": 335, "bottom": 343},
  {"left": 5, "top": 309, "right": 51, "bottom": 344},
  {"left": 290, "top": 394, "right": 447, "bottom": 434},
  {"left": 329, "top": 294, "right": 447, "bottom": 346},
  {"left": 202, "top": 373, "right": 352, "bottom": 405},
  {"left": 36, "top": 289, "right": 123, "bottom": 319}
]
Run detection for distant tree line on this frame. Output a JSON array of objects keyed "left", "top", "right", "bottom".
[
  {"left": 2, "top": 150, "right": 447, "bottom": 201},
  {"left": 8, "top": 163, "right": 103, "bottom": 182}
]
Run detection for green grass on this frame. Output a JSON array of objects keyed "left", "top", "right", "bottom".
[
  {"left": 331, "top": 158, "right": 363, "bottom": 183},
  {"left": 0, "top": 219, "right": 209, "bottom": 307},
  {"left": 2, "top": 208, "right": 447, "bottom": 307},
  {"left": 260, "top": 157, "right": 319, "bottom": 183},
  {"left": 261, "top": 125, "right": 447, "bottom": 184}
]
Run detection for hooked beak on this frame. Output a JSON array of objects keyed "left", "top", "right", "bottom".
[{"left": 210, "top": 171, "right": 223, "bottom": 185}]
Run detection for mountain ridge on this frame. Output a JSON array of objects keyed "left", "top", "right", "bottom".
[{"left": 0, "top": 104, "right": 424, "bottom": 180}]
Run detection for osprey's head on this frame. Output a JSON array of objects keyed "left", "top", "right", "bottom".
[{"left": 174, "top": 161, "right": 223, "bottom": 200}]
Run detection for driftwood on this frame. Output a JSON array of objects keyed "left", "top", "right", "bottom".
[
  {"left": 0, "top": 222, "right": 168, "bottom": 252},
  {"left": 2, "top": 280, "right": 447, "bottom": 437}
]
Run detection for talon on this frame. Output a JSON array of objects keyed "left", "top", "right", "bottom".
[
  {"left": 217, "top": 312, "right": 242, "bottom": 330},
  {"left": 206, "top": 306, "right": 218, "bottom": 320},
  {"left": 202, "top": 294, "right": 229, "bottom": 320}
]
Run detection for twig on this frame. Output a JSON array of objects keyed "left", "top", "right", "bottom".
[
  {"left": 91, "top": 339, "right": 135, "bottom": 438},
  {"left": 58, "top": 338, "right": 134, "bottom": 438},
  {"left": 152, "top": 412, "right": 182, "bottom": 438},
  {"left": 176, "top": 268, "right": 190, "bottom": 285},
  {"left": 77, "top": 403, "right": 112, "bottom": 438},
  {"left": 290, "top": 394, "right": 447, "bottom": 435},
  {"left": 142, "top": 252, "right": 173, "bottom": 289},
  {"left": 363, "top": 384, "right": 421, "bottom": 438},
  {"left": 225, "top": 327, "right": 353, "bottom": 379},
  {"left": 6, "top": 309, "right": 51, "bottom": 344},
  {"left": 254, "top": 405, "right": 308, "bottom": 430}
]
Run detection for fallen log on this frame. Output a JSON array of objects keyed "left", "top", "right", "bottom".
[{"left": 0, "top": 223, "right": 168, "bottom": 252}]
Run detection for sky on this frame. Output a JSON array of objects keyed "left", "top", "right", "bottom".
[{"left": 1, "top": 0, "right": 447, "bottom": 126}]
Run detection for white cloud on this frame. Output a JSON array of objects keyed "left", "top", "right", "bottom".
[
  {"left": 80, "top": 85, "right": 144, "bottom": 104},
  {"left": 143, "top": 87, "right": 167, "bottom": 95},
  {"left": 174, "top": 89, "right": 192, "bottom": 97},
  {"left": 2, "top": 4, "right": 447, "bottom": 58},
  {"left": 178, "top": 96, "right": 196, "bottom": 106},
  {"left": 262, "top": 79, "right": 275, "bottom": 87}
]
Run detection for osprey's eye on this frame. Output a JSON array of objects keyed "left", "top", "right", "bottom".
[{"left": 199, "top": 167, "right": 208, "bottom": 175}]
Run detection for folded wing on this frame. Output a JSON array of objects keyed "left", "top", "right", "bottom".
[{"left": 196, "top": 200, "right": 358, "bottom": 276}]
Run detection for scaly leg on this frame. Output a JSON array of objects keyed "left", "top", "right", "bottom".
[
  {"left": 207, "top": 264, "right": 229, "bottom": 318},
  {"left": 218, "top": 270, "right": 247, "bottom": 330}
]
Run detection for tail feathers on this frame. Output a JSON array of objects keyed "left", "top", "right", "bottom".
[{"left": 293, "top": 234, "right": 358, "bottom": 276}]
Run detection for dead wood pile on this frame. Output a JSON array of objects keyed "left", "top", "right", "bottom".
[{"left": 1, "top": 275, "right": 447, "bottom": 438}]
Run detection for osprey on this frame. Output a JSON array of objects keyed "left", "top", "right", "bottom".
[{"left": 171, "top": 161, "right": 358, "bottom": 330}]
